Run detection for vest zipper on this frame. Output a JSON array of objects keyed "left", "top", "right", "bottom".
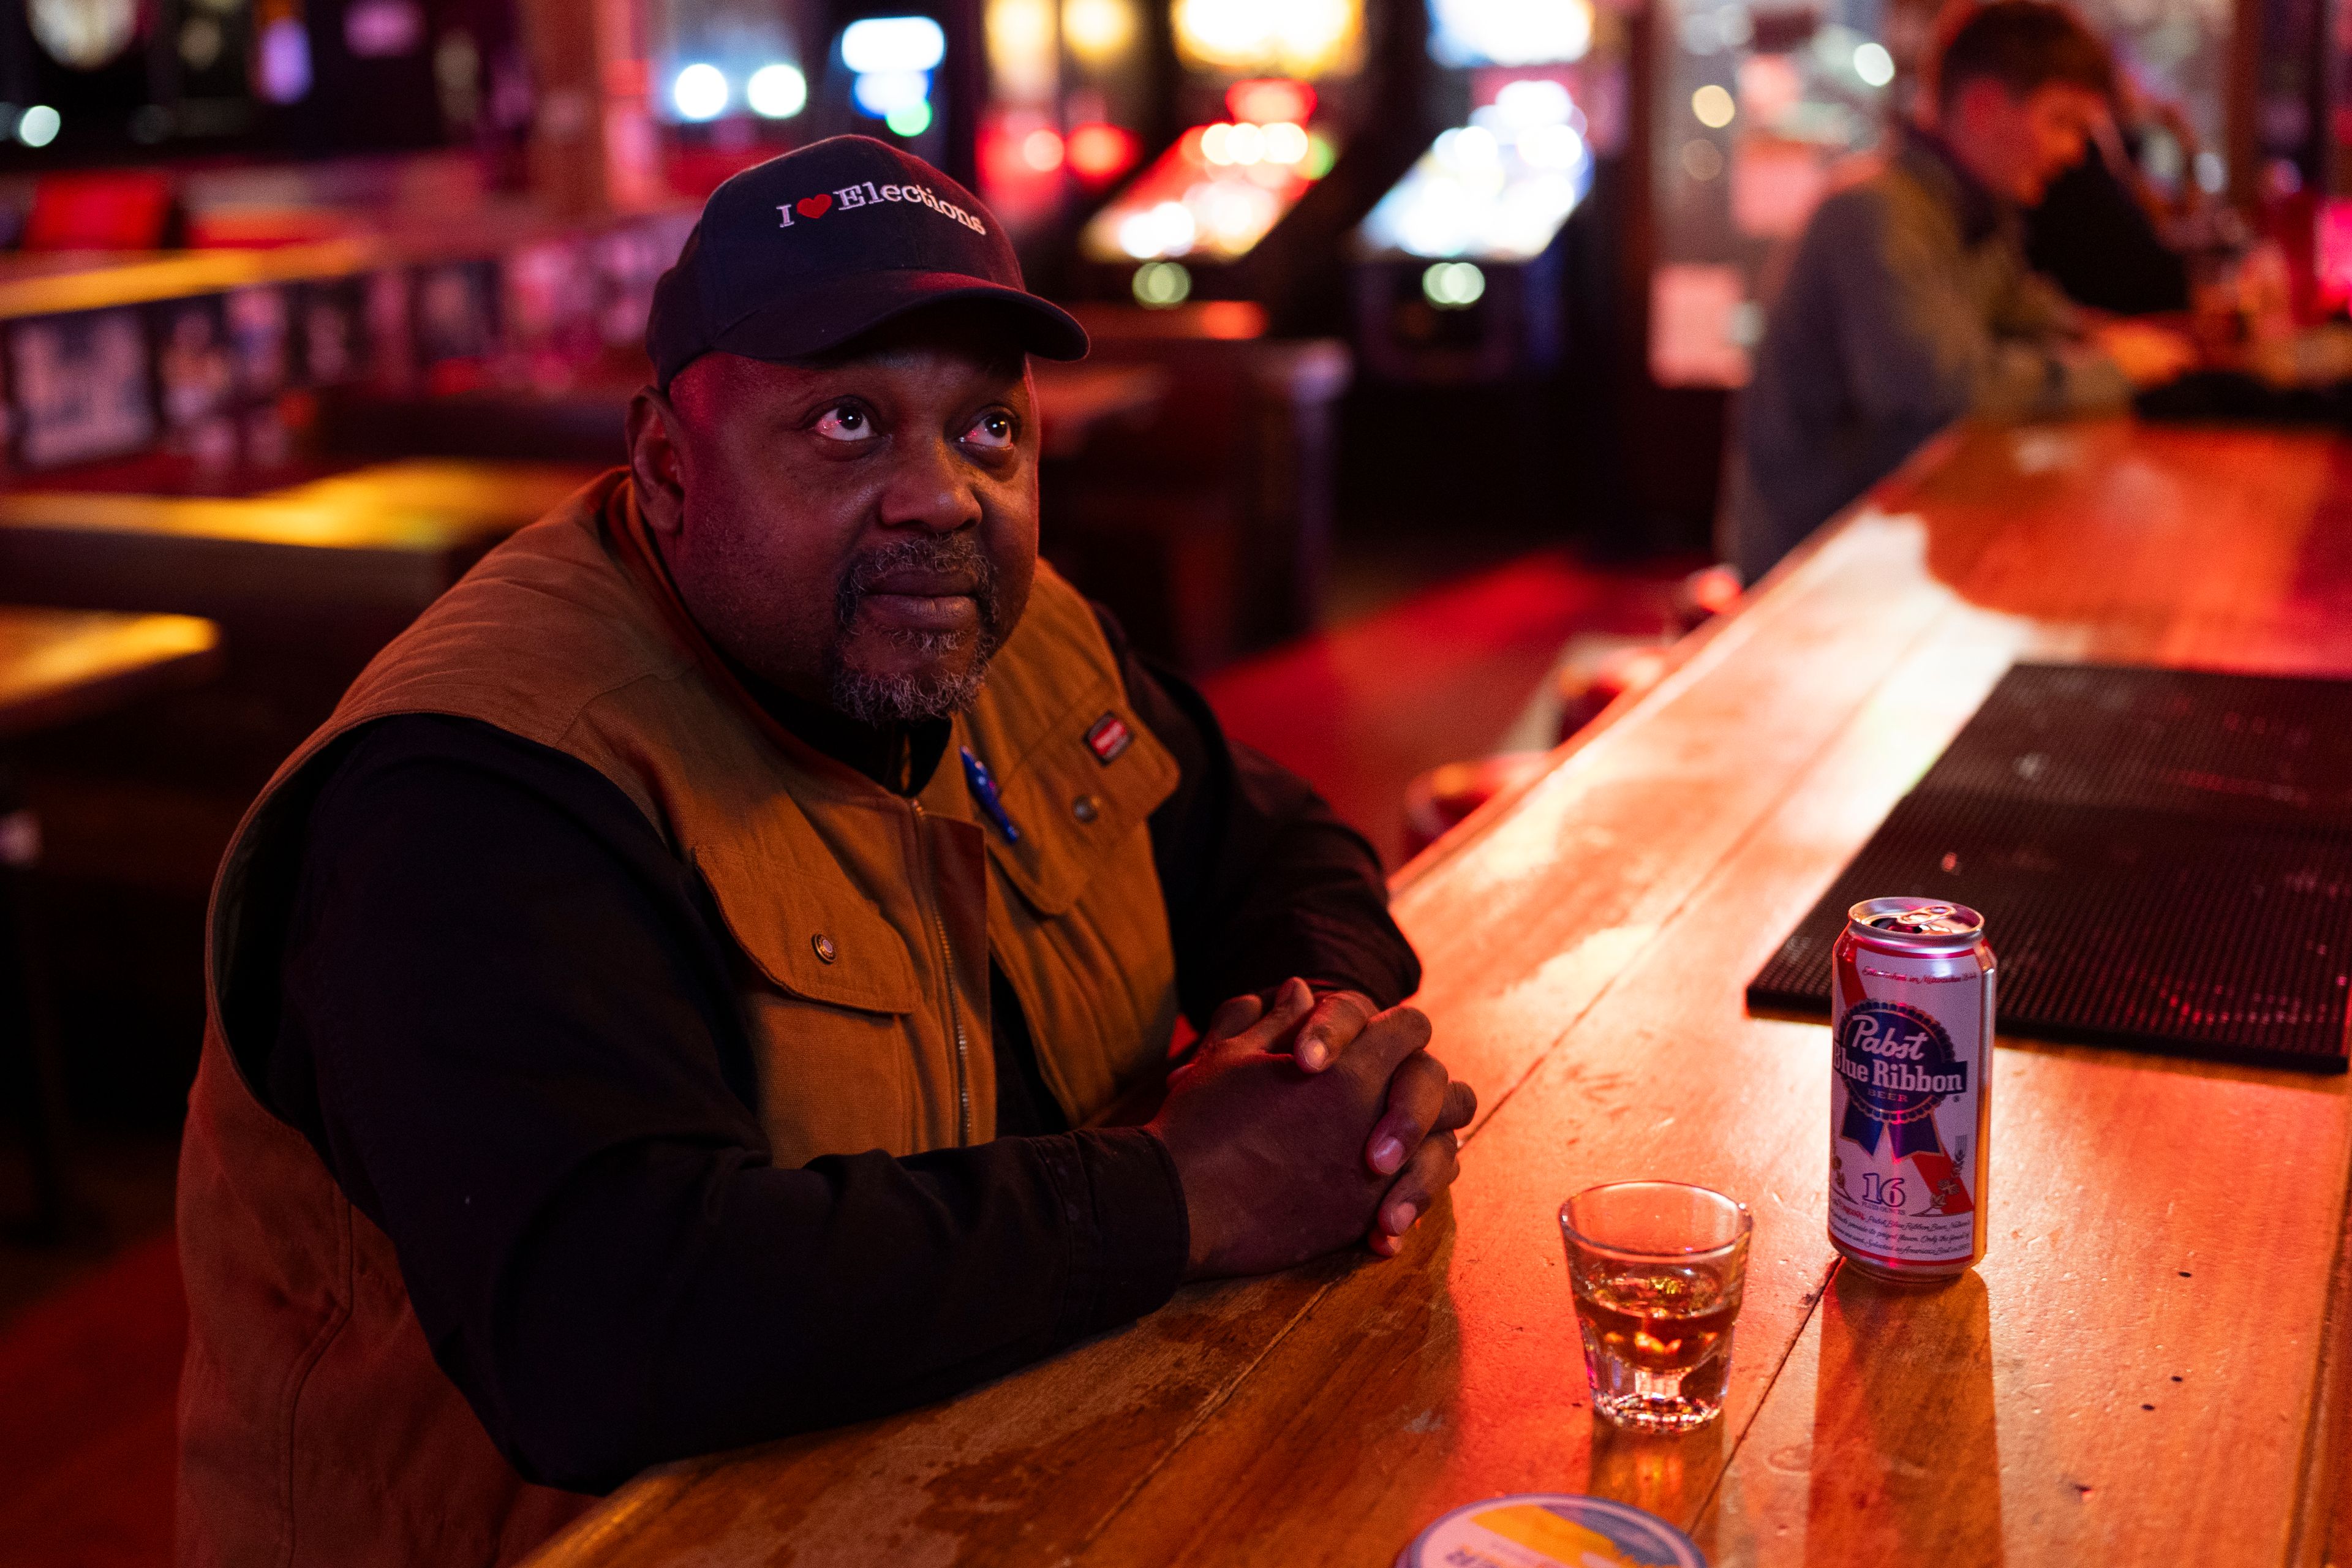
[{"left": 906, "top": 797, "right": 972, "bottom": 1145}]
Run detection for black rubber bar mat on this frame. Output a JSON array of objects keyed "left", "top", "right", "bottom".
[{"left": 1748, "top": 663, "right": 2352, "bottom": 1072}]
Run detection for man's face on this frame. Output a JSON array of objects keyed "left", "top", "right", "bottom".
[
  {"left": 630, "top": 309, "right": 1038, "bottom": 725},
  {"left": 1944, "top": 78, "right": 2108, "bottom": 206}
]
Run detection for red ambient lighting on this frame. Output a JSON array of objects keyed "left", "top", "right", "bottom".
[
  {"left": 23, "top": 172, "right": 176, "bottom": 251},
  {"left": 978, "top": 115, "right": 1066, "bottom": 194},
  {"left": 2319, "top": 199, "right": 2352, "bottom": 312},
  {"left": 1021, "top": 127, "right": 1066, "bottom": 172},
  {"left": 1225, "top": 78, "right": 1315, "bottom": 126},
  {"left": 1066, "top": 122, "right": 1139, "bottom": 182}
]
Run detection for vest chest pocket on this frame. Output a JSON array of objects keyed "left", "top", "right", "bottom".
[
  {"left": 692, "top": 845, "right": 919, "bottom": 1014},
  {"left": 982, "top": 698, "right": 1180, "bottom": 916}
]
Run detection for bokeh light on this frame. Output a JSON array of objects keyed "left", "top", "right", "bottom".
[
  {"left": 747, "top": 64, "right": 808, "bottom": 118},
  {"left": 987, "top": 0, "right": 1057, "bottom": 102},
  {"left": 1263, "top": 122, "right": 1310, "bottom": 164},
  {"left": 258, "top": 18, "right": 314, "bottom": 103},
  {"left": 853, "top": 69, "right": 931, "bottom": 116},
  {"left": 1063, "top": 0, "right": 1137, "bottom": 62},
  {"left": 1068, "top": 121, "right": 1140, "bottom": 180},
  {"left": 671, "top": 64, "right": 729, "bottom": 121},
  {"left": 1172, "top": 0, "right": 1360, "bottom": 77},
  {"left": 16, "top": 105, "right": 59, "bottom": 148},
  {"left": 1227, "top": 78, "right": 1316, "bottom": 124},
  {"left": 1422, "top": 260, "right": 1487, "bottom": 307},
  {"left": 842, "top": 17, "right": 947, "bottom": 72},
  {"left": 1356, "top": 76, "right": 1591, "bottom": 260},
  {"left": 1428, "top": 0, "right": 1592, "bottom": 67},
  {"left": 1133, "top": 260, "right": 1193, "bottom": 306},
  {"left": 1021, "top": 127, "right": 1066, "bottom": 170},
  {"left": 1115, "top": 200, "right": 1199, "bottom": 260}
]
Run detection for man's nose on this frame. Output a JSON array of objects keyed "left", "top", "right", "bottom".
[{"left": 878, "top": 432, "right": 982, "bottom": 533}]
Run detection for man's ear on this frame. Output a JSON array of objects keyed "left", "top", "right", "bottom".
[{"left": 626, "top": 386, "right": 688, "bottom": 537}]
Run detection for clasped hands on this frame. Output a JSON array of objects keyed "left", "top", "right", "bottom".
[{"left": 1148, "top": 978, "right": 1476, "bottom": 1280}]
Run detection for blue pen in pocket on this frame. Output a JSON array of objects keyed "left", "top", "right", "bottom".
[{"left": 960, "top": 747, "right": 1022, "bottom": 843}]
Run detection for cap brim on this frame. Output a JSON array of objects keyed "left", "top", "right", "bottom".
[{"left": 710, "top": 270, "right": 1089, "bottom": 366}]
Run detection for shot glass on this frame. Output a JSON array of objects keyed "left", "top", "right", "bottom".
[{"left": 1559, "top": 1181, "right": 1752, "bottom": 1433}]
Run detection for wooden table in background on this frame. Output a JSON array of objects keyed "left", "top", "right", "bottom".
[
  {"left": 0, "top": 606, "right": 221, "bottom": 742},
  {"left": 0, "top": 459, "right": 601, "bottom": 654},
  {"left": 527, "top": 418, "right": 2352, "bottom": 1567}
]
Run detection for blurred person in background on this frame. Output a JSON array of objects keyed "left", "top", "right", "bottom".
[{"left": 1728, "top": 0, "right": 2197, "bottom": 582}]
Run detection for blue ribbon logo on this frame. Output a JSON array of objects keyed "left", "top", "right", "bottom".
[{"left": 1836, "top": 1000, "right": 1966, "bottom": 1159}]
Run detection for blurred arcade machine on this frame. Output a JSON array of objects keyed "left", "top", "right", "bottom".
[
  {"left": 1066, "top": 0, "right": 1430, "bottom": 320},
  {"left": 972, "top": 0, "right": 1154, "bottom": 274},
  {"left": 643, "top": 0, "right": 820, "bottom": 191},
  {"left": 995, "top": 0, "right": 1422, "bottom": 665},
  {"left": 1314, "top": 0, "right": 1651, "bottom": 545},
  {"left": 656, "top": 0, "right": 1163, "bottom": 265},
  {"left": 1348, "top": 0, "right": 1616, "bottom": 385},
  {"left": 644, "top": 1, "right": 989, "bottom": 193},
  {"left": 809, "top": 12, "right": 963, "bottom": 178}
]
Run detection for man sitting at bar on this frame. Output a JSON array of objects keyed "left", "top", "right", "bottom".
[
  {"left": 176, "top": 138, "right": 1473, "bottom": 1567},
  {"left": 1728, "top": 0, "right": 2198, "bottom": 581}
]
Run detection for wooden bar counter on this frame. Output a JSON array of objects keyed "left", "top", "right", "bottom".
[{"left": 526, "top": 418, "right": 2352, "bottom": 1567}]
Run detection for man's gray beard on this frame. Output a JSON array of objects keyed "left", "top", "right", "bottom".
[
  {"left": 824, "top": 535, "right": 1005, "bottom": 725},
  {"left": 827, "top": 631, "right": 1000, "bottom": 724}
]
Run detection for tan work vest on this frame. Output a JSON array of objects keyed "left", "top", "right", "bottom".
[{"left": 175, "top": 472, "right": 1182, "bottom": 1566}]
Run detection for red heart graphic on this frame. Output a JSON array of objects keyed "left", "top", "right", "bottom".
[{"left": 796, "top": 195, "right": 832, "bottom": 219}]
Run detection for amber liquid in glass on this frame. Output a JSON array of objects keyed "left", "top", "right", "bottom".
[{"left": 1570, "top": 1265, "right": 1741, "bottom": 1431}]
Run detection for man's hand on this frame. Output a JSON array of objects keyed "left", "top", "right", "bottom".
[
  {"left": 1200, "top": 981, "right": 1373, "bottom": 1071},
  {"left": 1152, "top": 979, "right": 1476, "bottom": 1278},
  {"left": 1204, "top": 981, "right": 1474, "bottom": 1224},
  {"left": 2090, "top": 319, "right": 2198, "bottom": 388}
]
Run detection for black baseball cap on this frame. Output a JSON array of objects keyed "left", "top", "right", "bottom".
[{"left": 646, "top": 136, "right": 1088, "bottom": 387}]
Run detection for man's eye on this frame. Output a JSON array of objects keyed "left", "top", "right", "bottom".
[
  {"left": 963, "top": 410, "right": 1017, "bottom": 451},
  {"left": 813, "top": 404, "right": 876, "bottom": 442}
]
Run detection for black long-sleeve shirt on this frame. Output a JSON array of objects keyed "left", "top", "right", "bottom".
[
  {"left": 2024, "top": 143, "right": 2191, "bottom": 318},
  {"left": 257, "top": 608, "right": 1417, "bottom": 1493}
]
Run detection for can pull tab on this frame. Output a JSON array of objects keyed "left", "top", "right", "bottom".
[
  {"left": 960, "top": 747, "right": 1022, "bottom": 844},
  {"left": 1874, "top": 903, "right": 1963, "bottom": 935}
]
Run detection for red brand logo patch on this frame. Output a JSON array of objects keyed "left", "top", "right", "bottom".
[
  {"left": 796, "top": 194, "right": 833, "bottom": 219},
  {"left": 1085, "top": 714, "right": 1132, "bottom": 764}
]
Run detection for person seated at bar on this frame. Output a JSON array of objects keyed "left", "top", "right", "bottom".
[
  {"left": 176, "top": 137, "right": 1474, "bottom": 1567},
  {"left": 1728, "top": 0, "right": 2198, "bottom": 582}
]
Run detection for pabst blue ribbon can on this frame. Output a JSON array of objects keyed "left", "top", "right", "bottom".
[{"left": 1828, "top": 898, "right": 1995, "bottom": 1280}]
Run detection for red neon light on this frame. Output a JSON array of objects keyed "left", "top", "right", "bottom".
[
  {"left": 1226, "top": 78, "right": 1315, "bottom": 126},
  {"left": 1021, "top": 127, "right": 1066, "bottom": 172},
  {"left": 1067, "top": 122, "right": 1139, "bottom": 181},
  {"left": 2319, "top": 199, "right": 2352, "bottom": 310}
]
